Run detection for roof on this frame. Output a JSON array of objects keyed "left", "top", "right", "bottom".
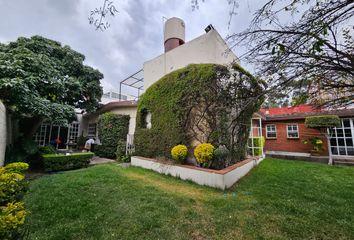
[
  {"left": 258, "top": 104, "right": 354, "bottom": 121},
  {"left": 84, "top": 100, "right": 137, "bottom": 118}
]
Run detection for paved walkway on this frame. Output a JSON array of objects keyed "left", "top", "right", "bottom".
[{"left": 90, "top": 156, "right": 116, "bottom": 165}]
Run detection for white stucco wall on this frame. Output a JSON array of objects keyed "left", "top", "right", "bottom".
[
  {"left": 0, "top": 101, "right": 6, "bottom": 166},
  {"left": 143, "top": 29, "right": 239, "bottom": 91},
  {"left": 82, "top": 106, "right": 137, "bottom": 137},
  {"left": 131, "top": 156, "right": 265, "bottom": 190}
]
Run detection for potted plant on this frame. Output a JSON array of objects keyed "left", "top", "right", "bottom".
[{"left": 77, "top": 132, "right": 87, "bottom": 150}]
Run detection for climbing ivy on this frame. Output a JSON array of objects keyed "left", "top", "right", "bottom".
[
  {"left": 135, "top": 64, "right": 265, "bottom": 166},
  {"left": 96, "top": 113, "right": 130, "bottom": 159}
]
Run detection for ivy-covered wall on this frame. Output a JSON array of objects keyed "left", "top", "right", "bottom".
[
  {"left": 134, "top": 64, "right": 264, "bottom": 166},
  {"left": 96, "top": 113, "right": 130, "bottom": 159}
]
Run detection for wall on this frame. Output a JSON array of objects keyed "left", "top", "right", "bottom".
[
  {"left": 0, "top": 101, "right": 6, "bottom": 166},
  {"left": 262, "top": 119, "right": 328, "bottom": 155},
  {"left": 81, "top": 106, "right": 137, "bottom": 136},
  {"left": 143, "top": 29, "right": 239, "bottom": 91},
  {"left": 131, "top": 156, "right": 265, "bottom": 190}
]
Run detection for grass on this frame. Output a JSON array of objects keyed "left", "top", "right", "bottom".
[{"left": 24, "top": 158, "right": 354, "bottom": 239}]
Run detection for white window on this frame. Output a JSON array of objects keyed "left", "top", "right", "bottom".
[
  {"left": 287, "top": 124, "right": 299, "bottom": 138},
  {"left": 68, "top": 122, "right": 79, "bottom": 143},
  {"left": 329, "top": 118, "right": 354, "bottom": 156},
  {"left": 266, "top": 124, "right": 277, "bottom": 138},
  {"left": 88, "top": 123, "right": 97, "bottom": 137}
]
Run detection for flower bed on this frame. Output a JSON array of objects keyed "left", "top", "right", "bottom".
[{"left": 131, "top": 156, "right": 264, "bottom": 190}]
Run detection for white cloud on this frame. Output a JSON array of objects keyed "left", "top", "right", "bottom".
[{"left": 0, "top": 0, "right": 259, "bottom": 94}]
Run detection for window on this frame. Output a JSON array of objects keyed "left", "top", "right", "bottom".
[
  {"left": 266, "top": 124, "right": 277, "bottom": 138},
  {"left": 88, "top": 123, "right": 97, "bottom": 137},
  {"left": 329, "top": 118, "right": 354, "bottom": 156},
  {"left": 141, "top": 109, "right": 152, "bottom": 129},
  {"left": 68, "top": 122, "right": 79, "bottom": 143},
  {"left": 287, "top": 124, "right": 299, "bottom": 138}
]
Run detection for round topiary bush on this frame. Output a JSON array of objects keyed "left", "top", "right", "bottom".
[
  {"left": 171, "top": 145, "right": 188, "bottom": 163},
  {"left": 134, "top": 63, "right": 264, "bottom": 166},
  {"left": 212, "top": 145, "right": 230, "bottom": 169},
  {"left": 194, "top": 143, "right": 215, "bottom": 167}
]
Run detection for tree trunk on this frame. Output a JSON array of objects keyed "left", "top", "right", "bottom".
[{"left": 325, "top": 133, "right": 333, "bottom": 165}]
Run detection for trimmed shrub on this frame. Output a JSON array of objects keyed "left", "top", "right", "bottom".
[
  {"left": 0, "top": 202, "right": 28, "bottom": 239},
  {"left": 212, "top": 145, "right": 230, "bottom": 169},
  {"left": 42, "top": 152, "right": 94, "bottom": 172},
  {"left": 194, "top": 143, "right": 215, "bottom": 167},
  {"left": 0, "top": 162, "right": 29, "bottom": 239},
  {"left": 0, "top": 163, "right": 29, "bottom": 205},
  {"left": 38, "top": 145, "right": 56, "bottom": 155},
  {"left": 116, "top": 140, "right": 127, "bottom": 161},
  {"left": 97, "top": 113, "right": 130, "bottom": 159},
  {"left": 305, "top": 115, "right": 340, "bottom": 128},
  {"left": 171, "top": 145, "right": 188, "bottom": 163}
]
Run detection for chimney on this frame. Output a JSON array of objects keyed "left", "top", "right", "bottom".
[{"left": 164, "top": 17, "right": 185, "bottom": 52}]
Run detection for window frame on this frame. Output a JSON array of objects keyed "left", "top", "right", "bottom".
[
  {"left": 266, "top": 124, "right": 277, "bottom": 139},
  {"left": 287, "top": 124, "right": 299, "bottom": 139},
  {"left": 87, "top": 123, "right": 97, "bottom": 137}
]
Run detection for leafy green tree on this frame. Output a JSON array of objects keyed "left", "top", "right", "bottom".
[{"left": 0, "top": 36, "right": 103, "bottom": 137}]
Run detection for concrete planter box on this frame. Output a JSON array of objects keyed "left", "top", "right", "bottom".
[{"left": 131, "top": 156, "right": 264, "bottom": 190}]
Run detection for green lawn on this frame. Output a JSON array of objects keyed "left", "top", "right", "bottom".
[{"left": 24, "top": 158, "right": 354, "bottom": 240}]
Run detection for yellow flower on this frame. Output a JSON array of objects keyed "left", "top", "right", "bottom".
[
  {"left": 194, "top": 143, "right": 215, "bottom": 165},
  {"left": 171, "top": 145, "right": 188, "bottom": 163}
]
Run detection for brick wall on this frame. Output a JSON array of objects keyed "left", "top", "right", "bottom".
[
  {"left": 0, "top": 101, "right": 6, "bottom": 166},
  {"left": 262, "top": 119, "right": 328, "bottom": 155}
]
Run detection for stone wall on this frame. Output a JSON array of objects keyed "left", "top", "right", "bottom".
[{"left": 0, "top": 101, "right": 6, "bottom": 166}]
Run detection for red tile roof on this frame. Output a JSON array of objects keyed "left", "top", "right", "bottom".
[
  {"left": 258, "top": 104, "right": 354, "bottom": 121},
  {"left": 260, "top": 104, "right": 321, "bottom": 116}
]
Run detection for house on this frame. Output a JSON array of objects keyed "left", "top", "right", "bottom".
[
  {"left": 256, "top": 104, "right": 354, "bottom": 165},
  {"left": 33, "top": 17, "right": 239, "bottom": 150},
  {"left": 80, "top": 100, "right": 137, "bottom": 140}
]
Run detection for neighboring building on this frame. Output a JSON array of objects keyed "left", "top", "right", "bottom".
[
  {"left": 256, "top": 104, "right": 354, "bottom": 164},
  {"left": 101, "top": 91, "right": 128, "bottom": 104}
]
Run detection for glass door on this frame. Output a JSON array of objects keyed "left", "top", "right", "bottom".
[{"left": 329, "top": 118, "right": 354, "bottom": 156}]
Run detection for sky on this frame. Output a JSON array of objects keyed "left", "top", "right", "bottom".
[{"left": 0, "top": 0, "right": 261, "bottom": 96}]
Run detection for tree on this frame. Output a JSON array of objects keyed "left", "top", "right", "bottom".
[
  {"left": 305, "top": 115, "right": 341, "bottom": 165},
  {"left": 195, "top": 0, "right": 354, "bottom": 107},
  {"left": 89, "top": 0, "right": 118, "bottom": 31},
  {"left": 0, "top": 36, "right": 103, "bottom": 138},
  {"left": 231, "top": 0, "right": 354, "bottom": 107}
]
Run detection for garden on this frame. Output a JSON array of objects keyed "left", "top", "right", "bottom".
[{"left": 20, "top": 158, "right": 354, "bottom": 239}]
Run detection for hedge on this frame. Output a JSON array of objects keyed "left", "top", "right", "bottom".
[
  {"left": 134, "top": 64, "right": 264, "bottom": 166},
  {"left": 96, "top": 113, "right": 130, "bottom": 159},
  {"left": 42, "top": 152, "right": 94, "bottom": 172},
  {"left": 305, "top": 115, "right": 340, "bottom": 128}
]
